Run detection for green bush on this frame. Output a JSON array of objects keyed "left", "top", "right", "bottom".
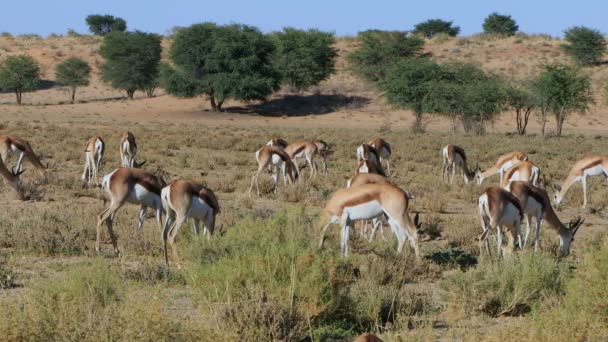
[
  {"left": 0, "top": 54, "right": 41, "bottom": 104},
  {"left": 561, "top": 26, "right": 607, "bottom": 66},
  {"left": 482, "top": 12, "right": 519, "bottom": 36},
  {"left": 55, "top": 57, "right": 91, "bottom": 103},
  {"left": 85, "top": 14, "right": 127, "bottom": 35}
]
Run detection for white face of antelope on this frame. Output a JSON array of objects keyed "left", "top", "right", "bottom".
[{"left": 553, "top": 192, "right": 563, "bottom": 206}]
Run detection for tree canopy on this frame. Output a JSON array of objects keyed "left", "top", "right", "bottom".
[
  {"left": 55, "top": 57, "right": 91, "bottom": 103},
  {"left": 413, "top": 19, "right": 460, "bottom": 38},
  {"left": 163, "top": 23, "right": 281, "bottom": 111},
  {"left": 482, "top": 13, "right": 518, "bottom": 36},
  {"left": 99, "top": 31, "right": 162, "bottom": 99},
  {"left": 562, "top": 26, "right": 607, "bottom": 66},
  {"left": 85, "top": 15, "right": 127, "bottom": 35},
  {"left": 0, "top": 54, "right": 41, "bottom": 105}
]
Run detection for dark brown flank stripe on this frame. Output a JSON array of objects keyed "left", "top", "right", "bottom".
[
  {"left": 452, "top": 145, "right": 467, "bottom": 162},
  {"left": 8, "top": 137, "right": 29, "bottom": 153},
  {"left": 526, "top": 186, "right": 548, "bottom": 210},
  {"left": 291, "top": 144, "right": 306, "bottom": 157},
  {"left": 271, "top": 148, "right": 291, "bottom": 163},
  {"left": 343, "top": 192, "right": 378, "bottom": 208},
  {"left": 198, "top": 189, "right": 220, "bottom": 213},
  {"left": 136, "top": 175, "right": 163, "bottom": 196},
  {"left": 580, "top": 159, "right": 603, "bottom": 174}
]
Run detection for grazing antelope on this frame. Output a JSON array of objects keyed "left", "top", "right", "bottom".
[
  {"left": 0, "top": 158, "right": 24, "bottom": 199},
  {"left": 249, "top": 146, "right": 298, "bottom": 196},
  {"left": 500, "top": 160, "right": 540, "bottom": 188},
  {"left": 265, "top": 137, "right": 289, "bottom": 149},
  {"left": 367, "top": 137, "right": 392, "bottom": 175},
  {"left": 356, "top": 144, "right": 381, "bottom": 166},
  {"left": 119, "top": 132, "right": 145, "bottom": 168},
  {"left": 82, "top": 136, "right": 105, "bottom": 186},
  {"left": 161, "top": 180, "right": 220, "bottom": 266},
  {"left": 0, "top": 135, "right": 48, "bottom": 178},
  {"left": 441, "top": 144, "right": 477, "bottom": 185},
  {"left": 96, "top": 168, "right": 165, "bottom": 256},
  {"left": 476, "top": 151, "right": 528, "bottom": 185},
  {"left": 312, "top": 139, "right": 331, "bottom": 176},
  {"left": 284, "top": 140, "right": 321, "bottom": 179},
  {"left": 553, "top": 155, "right": 608, "bottom": 208},
  {"left": 506, "top": 181, "right": 584, "bottom": 255},
  {"left": 354, "top": 159, "right": 386, "bottom": 179},
  {"left": 478, "top": 187, "right": 523, "bottom": 257},
  {"left": 318, "top": 182, "right": 420, "bottom": 258}
]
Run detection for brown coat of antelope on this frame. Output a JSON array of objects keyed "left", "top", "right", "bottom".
[
  {"left": 249, "top": 145, "right": 298, "bottom": 196},
  {"left": 0, "top": 135, "right": 48, "bottom": 178},
  {"left": 0, "top": 158, "right": 24, "bottom": 199}
]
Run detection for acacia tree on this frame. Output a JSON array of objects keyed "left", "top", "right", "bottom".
[
  {"left": 483, "top": 13, "right": 518, "bottom": 36},
  {"left": 562, "top": 26, "right": 607, "bottom": 66},
  {"left": 99, "top": 31, "right": 161, "bottom": 99},
  {"left": 347, "top": 30, "right": 424, "bottom": 82},
  {"left": 460, "top": 79, "right": 506, "bottom": 134},
  {"left": 85, "top": 15, "right": 127, "bottom": 35},
  {"left": 55, "top": 57, "right": 91, "bottom": 103},
  {"left": 270, "top": 28, "right": 337, "bottom": 92},
  {"left": 505, "top": 84, "right": 537, "bottom": 135},
  {"left": 533, "top": 63, "right": 594, "bottom": 136},
  {"left": 413, "top": 19, "right": 460, "bottom": 38},
  {"left": 162, "top": 23, "right": 280, "bottom": 111},
  {"left": 0, "top": 55, "right": 40, "bottom": 105}
]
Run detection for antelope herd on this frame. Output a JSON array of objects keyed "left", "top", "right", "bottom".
[{"left": 0, "top": 130, "right": 599, "bottom": 266}]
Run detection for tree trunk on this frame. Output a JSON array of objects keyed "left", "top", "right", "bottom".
[
  {"left": 210, "top": 96, "right": 218, "bottom": 111},
  {"left": 451, "top": 114, "right": 457, "bottom": 134},
  {"left": 15, "top": 91, "right": 22, "bottom": 105},
  {"left": 217, "top": 99, "right": 224, "bottom": 112},
  {"left": 540, "top": 106, "right": 547, "bottom": 137},
  {"left": 556, "top": 110, "right": 566, "bottom": 137},
  {"left": 126, "top": 89, "right": 135, "bottom": 100},
  {"left": 71, "top": 86, "right": 76, "bottom": 104}
]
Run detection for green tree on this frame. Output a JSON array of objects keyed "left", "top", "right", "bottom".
[
  {"left": 0, "top": 55, "right": 41, "bottom": 105},
  {"left": 270, "top": 28, "right": 337, "bottom": 92},
  {"left": 162, "top": 23, "right": 280, "bottom": 111},
  {"left": 561, "top": 26, "right": 607, "bottom": 66},
  {"left": 505, "top": 83, "right": 537, "bottom": 135},
  {"left": 55, "top": 57, "right": 91, "bottom": 103},
  {"left": 413, "top": 19, "right": 460, "bottom": 38},
  {"left": 380, "top": 58, "right": 445, "bottom": 132},
  {"left": 99, "top": 31, "right": 161, "bottom": 99},
  {"left": 460, "top": 79, "right": 506, "bottom": 134},
  {"left": 533, "top": 63, "right": 594, "bottom": 136},
  {"left": 85, "top": 15, "right": 127, "bottom": 35},
  {"left": 482, "top": 13, "right": 518, "bottom": 36},
  {"left": 347, "top": 30, "right": 424, "bottom": 82}
]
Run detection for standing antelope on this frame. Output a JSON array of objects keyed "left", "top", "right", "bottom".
[
  {"left": 478, "top": 187, "right": 523, "bottom": 257},
  {"left": 82, "top": 136, "right": 105, "bottom": 186},
  {"left": 0, "top": 135, "right": 48, "bottom": 178},
  {"left": 161, "top": 180, "right": 220, "bottom": 266},
  {"left": 318, "top": 182, "right": 420, "bottom": 258},
  {"left": 119, "top": 132, "right": 145, "bottom": 168},
  {"left": 96, "top": 168, "right": 165, "bottom": 256},
  {"left": 284, "top": 140, "right": 321, "bottom": 179},
  {"left": 476, "top": 151, "right": 528, "bottom": 185},
  {"left": 505, "top": 181, "right": 584, "bottom": 255},
  {"left": 553, "top": 155, "right": 608, "bottom": 208},
  {"left": 441, "top": 144, "right": 477, "bottom": 185},
  {"left": 367, "top": 137, "right": 392, "bottom": 175},
  {"left": 500, "top": 160, "right": 540, "bottom": 188},
  {"left": 249, "top": 145, "right": 298, "bottom": 196},
  {"left": 312, "top": 139, "right": 331, "bottom": 176},
  {"left": 0, "top": 159, "right": 24, "bottom": 199}
]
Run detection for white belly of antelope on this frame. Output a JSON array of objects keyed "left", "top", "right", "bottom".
[
  {"left": 128, "top": 184, "right": 160, "bottom": 208},
  {"left": 584, "top": 164, "right": 607, "bottom": 177},
  {"left": 188, "top": 196, "right": 214, "bottom": 219},
  {"left": 344, "top": 200, "right": 384, "bottom": 221}
]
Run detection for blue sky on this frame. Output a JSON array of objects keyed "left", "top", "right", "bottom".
[{"left": 1, "top": 1, "right": 606, "bottom": 37}]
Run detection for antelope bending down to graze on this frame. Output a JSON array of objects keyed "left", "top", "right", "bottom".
[
  {"left": 441, "top": 144, "right": 477, "bottom": 185},
  {"left": 265, "top": 137, "right": 289, "bottom": 149},
  {"left": 284, "top": 140, "right": 321, "bottom": 179},
  {"left": 119, "top": 131, "right": 145, "bottom": 168},
  {"left": 162, "top": 180, "right": 220, "bottom": 267},
  {"left": 505, "top": 181, "right": 584, "bottom": 255},
  {"left": 0, "top": 158, "right": 24, "bottom": 199},
  {"left": 500, "top": 160, "right": 540, "bottom": 188},
  {"left": 96, "top": 168, "right": 166, "bottom": 256},
  {"left": 319, "top": 182, "right": 420, "bottom": 258},
  {"left": 476, "top": 151, "right": 528, "bottom": 185},
  {"left": 356, "top": 143, "right": 380, "bottom": 165},
  {"left": 478, "top": 187, "right": 524, "bottom": 257},
  {"left": 354, "top": 159, "right": 386, "bottom": 179},
  {"left": 312, "top": 139, "right": 332, "bottom": 176},
  {"left": 553, "top": 155, "right": 608, "bottom": 208},
  {"left": 249, "top": 146, "right": 298, "bottom": 196},
  {"left": 367, "top": 137, "right": 392, "bottom": 175},
  {"left": 82, "top": 136, "right": 105, "bottom": 187},
  {"left": 0, "top": 135, "right": 48, "bottom": 178}
]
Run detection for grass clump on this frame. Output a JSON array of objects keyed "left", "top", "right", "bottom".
[{"left": 439, "top": 252, "right": 570, "bottom": 319}]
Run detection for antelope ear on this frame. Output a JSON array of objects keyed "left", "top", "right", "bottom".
[
  {"left": 552, "top": 184, "right": 561, "bottom": 191},
  {"left": 13, "top": 168, "right": 25, "bottom": 177}
]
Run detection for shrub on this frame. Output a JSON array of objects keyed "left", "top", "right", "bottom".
[
  {"left": 413, "top": 19, "right": 460, "bottom": 38},
  {"left": 561, "top": 26, "right": 607, "bottom": 66},
  {"left": 0, "top": 54, "right": 41, "bottom": 104},
  {"left": 85, "top": 14, "right": 127, "bottom": 35},
  {"left": 55, "top": 57, "right": 91, "bottom": 103},
  {"left": 482, "top": 13, "right": 518, "bottom": 36}
]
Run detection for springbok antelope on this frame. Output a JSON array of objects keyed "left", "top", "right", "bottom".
[
  {"left": 505, "top": 181, "right": 584, "bottom": 255},
  {"left": 313, "top": 139, "right": 331, "bottom": 176},
  {"left": 553, "top": 155, "right": 608, "bottom": 208},
  {"left": 367, "top": 137, "right": 392, "bottom": 175},
  {"left": 284, "top": 140, "right": 321, "bottom": 179},
  {"left": 0, "top": 159, "right": 24, "bottom": 199},
  {"left": 354, "top": 159, "right": 386, "bottom": 179},
  {"left": 500, "top": 160, "right": 540, "bottom": 188},
  {"left": 441, "top": 144, "right": 477, "bottom": 185},
  {"left": 356, "top": 144, "right": 381, "bottom": 165},
  {"left": 0, "top": 135, "right": 48, "bottom": 178},
  {"left": 249, "top": 145, "right": 298, "bottom": 196},
  {"left": 318, "top": 182, "right": 420, "bottom": 258},
  {"left": 478, "top": 187, "right": 523, "bottom": 257},
  {"left": 161, "top": 180, "right": 220, "bottom": 266},
  {"left": 119, "top": 132, "right": 145, "bottom": 168},
  {"left": 265, "top": 137, "right": 289, "bottom": 149},
  {"left": 96, "top": 168, "right": 166, "bottom": 256},
  {"left": 82, "top": 136, "right": 105, "bottom": 186},
  {"left": 476, "top": 151, "right": 528, "bottom": 185}
]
